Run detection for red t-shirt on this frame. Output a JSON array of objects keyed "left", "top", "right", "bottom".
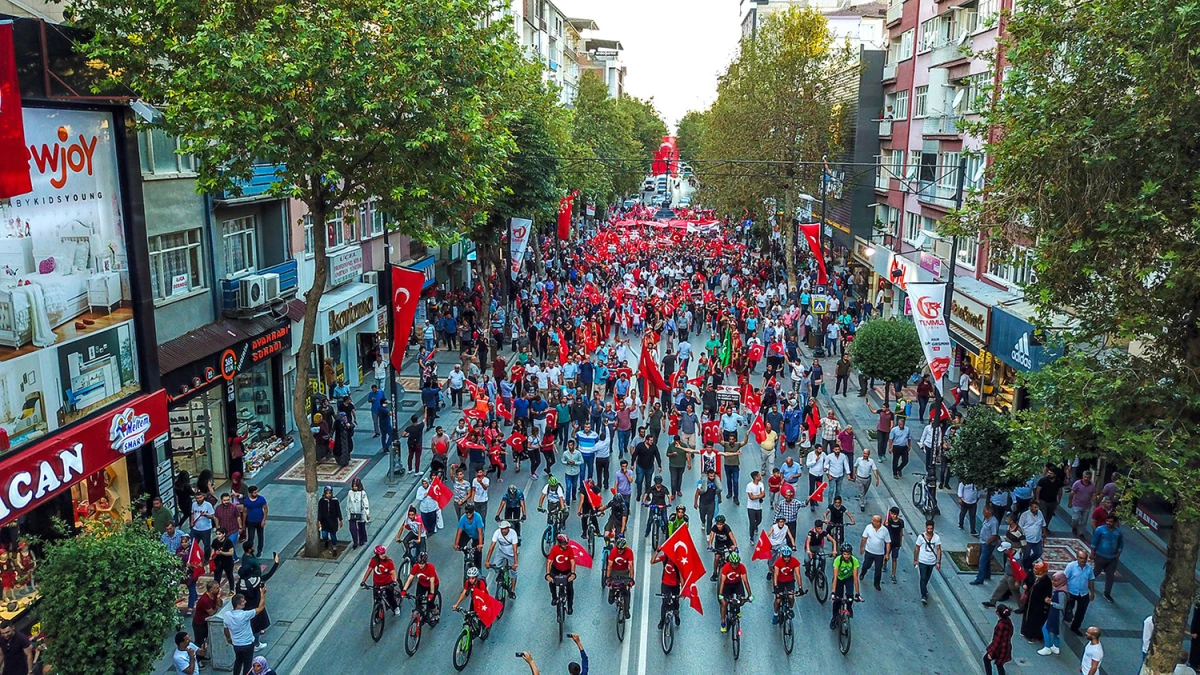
[
  {"left": 659, "top": 557, "right": 680, "bottom": 587},
  {"left": 608, "top": 547, "right": 634, "bottom": 573},
  {"left": 773, "top": 556, "right": 800, "bottom": 583},
  {"left": 193, "top": 592, "right": 218, "bottom": 627},
  {"left": 370, "top": 557, "right": 396, "bottom": 586},
  {"left": 1091, "top": 506, "right": 1110, "bottom": 529},
  {"left": 720, "top": 562, "right": 747, "bottom": 587},
  {"left": 463, "top": 578, "right": 487, "bottom": 592},
  {"left": 768, "top": 475, "right": 783, "bottom": 494},
  {"left": 549, "top": 547, "right": 574, "bottom": 573},
  {"left": 410, "top": 563, "right": 439, "bottom": 588},
  {"left": 511, "top": 366, "right": 526, "bottom": 382}
]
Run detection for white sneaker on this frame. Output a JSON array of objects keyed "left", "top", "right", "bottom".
[
  {"left": 1036, "top": 647, "right": 1052, "bottom": 656},
  {"left": 254, "top": 643, "right": 268, "bottom": 652},
  {"left": 1051, "top": 646, "right": 1060, "bottom": 655}
]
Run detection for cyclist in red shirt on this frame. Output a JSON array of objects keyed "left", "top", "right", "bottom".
[
  {"left": 450, "top": 566, "right": 488, "bottom": 613},
  {"left": 651, "top": 548, "right": 682, "bottom": 629},
  {"left": 360, "top": 546, "right": 400, "bottom": 615},
  {"left": 717, "top": 551, "right": 752, "bottom": 633},
  {"left": 544, "top": 534, "right": 577, "bottom": 614},
  {"left": 771, "top": 546, "right": 807, "bottom": 624},
  {"left": 605, "top": 535, "right": 635, "bottom": 617},
  {"left": 400, "top": 551, "right": 441, "bottom": 621}
]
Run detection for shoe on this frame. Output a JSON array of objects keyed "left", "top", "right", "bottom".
[
  {"left": 860, "top": 505, "right": 866, "bottom": 512},
  {"left": 891, "top": 574, "right": 897, "bottom": 584},
  {"left": 1013, "top": 608, "right": 1024, "bottom": 614},
  {"left": 1104, "top": 594, "right": 1114, "bottom": 603},
  {"left": 393, "top": 608, "right": 402, "bottom": 616},
  {"left": 957, "top": 524, "right": 963, "bottom": 530},
  {"left": 624, "top": 608, "right": 631, "bottom": 619},
  {"left": 720, "top": 621, "right": 727, "bottom": 633},
  {"left": 659, "top": 619, "right": 666, "bottom": 629},
  {"left": 675, "top": 613, "right": 681, "bottom": 626},
  {"left": 982, "top": 601, "right": 995, "bottom": 608},
  {"left": 1051, "top": 646, "right": 1060, "bottom": 655},
  {"left": 874, "top": 584, "right": 881, "bottom": 592},
  {"left": 734, "top": 500, "right": 740, "bottom": 506},
  {"left": 771, "top": 614, "right": 778, "bottom": 625},
  {"left": 510, "top": 591, "right": 517, "bottom": 600},
  {"left": 921, "top": 596, "right": 928, "bottom": 604},
  {"left": 829, "top": 619, "right": 837, "bottom": 630},
  {"left": 254, "top": 642, "right": 268, "bottom": 652},
  {"left": 1036, "top": 647, "right": 1053, "bottom": 656},
  {"left": 567, "top": 607, "right": 574, "bottom": 615},
  {"left": 969, "top": 580, "right": 984, "bottom": 586}
]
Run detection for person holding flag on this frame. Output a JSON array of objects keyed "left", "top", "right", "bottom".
[
  {"left": 577, "top": 479, "right": 604, "bottom": 540},
  {"left": 451, "top": 566, "right": 502, "bottom": 628},
  {"left": 651, "top": 546, "right": 683, "bottom": 629}
]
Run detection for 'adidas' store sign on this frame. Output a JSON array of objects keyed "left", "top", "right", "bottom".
[{"left": 1011, "top": 332, "right": 1034, "bottom": 369}]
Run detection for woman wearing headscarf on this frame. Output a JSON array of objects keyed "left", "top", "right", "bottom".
[
  {"left": 250, "top": 656, "right": 277, "bottom": 675},
  {"left": 346, "top": 478, "right": 370, "bottom": 549},
  {"left": 333, "top": 411, "right": 356, "bottom": 467},
  {"left": 312, "top": 412, "right": 332, "bottom": 463},
  {"left": 983, "top": 603, "right": 1013, "bottom": 675},
  {"left": 1038, "top": 571, "right": 1067, "bottom": 655},
  {"left": 235, "top": 550, "right": 280, "bottom": 645},
  {"left": 1021, "top": 560, "right": 1053, "bottom": 641}
]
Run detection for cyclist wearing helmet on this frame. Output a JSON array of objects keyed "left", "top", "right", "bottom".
[
  {"left": 771, "top": 546, "right": 807, "bottom": 624},
  {"left": 486, "top": 521, "right": 520, "bottom": 598},
  {"left": 831, "top": 544, "right": 863, "bottom": 629},
  {"left": 666, "top": 505, "right": 690, "bottom": 536},
  {"left": 455, "top": 503, "right": 485, "bottom": 570},
  {"left": 545, "top": 534, "right": 577, "bottom": 615},
  {"left": 495, "top": 484, "right": 527, "bottom": 538},
  {"left": 707, "top": 514, "right": 738, "bottom": 579},
  {"left": 605, "top": 536, "right": 635, "bottom": 617},
  {"left": 600, "top": 488, "right": 629, "bottom": 537},
  {"left": 451, "top": 566, "right": 488, "bottom": 613},
  {"left": 361, "top": 545, "right": 400, "bottom": 615},
  {"left": 577, "top": 479, "right": 602, "bottom": 540},
  {"left": 651, "top": 546, "right": 682, "bottom": 629},
  {"left": 400, "top": 551, "right": 441, "bottom": 621},
  {"left": 641, "top": 474, "right": 673, "bottom": 537},
  {"left": 539, "top": 475, "right": 567, "bottom": 516},
  {"left": 804, "top": 519, "right": 833, "bottom": 577},
  {"left": 717, "top": 551, "right": 752, "bottom": 633}
]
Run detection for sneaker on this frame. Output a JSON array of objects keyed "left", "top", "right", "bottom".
[
  {"left": 509, "top": 591, "right": 517, "bottom": 600},
  {"left": 567, "top": 607, "right": 574, "bottom": 615},
  {"left": 829, "top": 619, "right": 837, "bottom": 630},
  {"left": 1104, "top": 594, "right": 1114, "bottom": 603},
  {"left": 254, "top": 642, "right": 269, "bottom": 652},
  {"left": 1036, "top": 647, "right": 1053, "bottom": 656},
  {"left": 659, "top": 619, "right": 666, "bottom": 629},
  {"left": 921, "top": 596, "right": 928, "bottom": 604},
  {"left": 891, "top": 574, "right": 897, "bottom": 584},
  {"left": 675, "top": 613, "right": 681, "bottom": 626},
  {"left": 982, "top": 601, "right": 995, "bottom": 608},
  {"left": 720, "top": 621, "right": 727, "bottom": 633},
  {"left": 771, "top": 614, "right": 778, "bottom": 625},
  {"left": 393, "top": 608, "right": 402, "bottom": 616},
  {"left": 1051, "top": 646, "right": 1060, "bottom": 655},
  {"left": 969, "top": 580, "right": 984, "bottom": 586}
]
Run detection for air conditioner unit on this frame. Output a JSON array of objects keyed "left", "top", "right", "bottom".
[
  {"left": 932, "top": 237, "right": 953, "bottom": 260},
  {"left": 260, "top": 272, "right": 281, "bottom": 302},
  {"left": 362, "top": 271, "right": 379, "bottom": 285},
  {"left": 237, "top": 274, "right": 269, "bottom": 309}
]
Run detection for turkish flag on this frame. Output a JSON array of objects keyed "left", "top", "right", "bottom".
[
  {"left": 545, "top": 409, "right": 558, "bottom": 430},
  {"left": 640, "top": 343, "right": 671, "bottom": 394},
  {"left": 496, "top": 397, "right": 513, "bottom": 422},
  {"left": 748, "top": 344, "right": 765, "bottom": 362},
  {"left": 558, "top": 330, "right": 569, "bottom": 364},
  {"left": 186, "top": 538, "right": 204, "bottom": 569},
  {"left": 1007, "top": 551, "right": 1027, "bottom": 585},
  {"left": 798, "top": 222, "right": 829, "bottom": 284},
  {"left": 702, "top": 420, "right": 720, "bottom": 445},
  {"left": 0, "top": 24, "right": 32, "bottom": 200},
  {"left": 744, "top": 392, "right": 761, "bottom": 416},
  {"left": 464, "top": 407, "right": 487, "bottom": 421},
  {"left": 557, "top": 195, "right": 574, "bottom": 240},
  {"left": 568, "top": 540, "right": 593, "bottom": 568},
  {"left": 458, "top": 439, "right": 485, "bottom": 451},
  {"left": 667, "top": 414, "right": 679, "bottom": 436},
  {"left": 465, "top": 379, "right": 480, "bottom": 401},
  {"left": 426, "top": 476, "right": 454, "bottom": 509},
  {"left": 659, "top": 523, "right": 705, "bottom": 584},
  {"left": 681, "top": 576, "right": 704, "bottom": 615},
  {"left": 752, "top": 530, "right": 773, "bottom": 561},
  {"left": 769, "top": 341, "right": 786, "bottom": 356},
  {"left": 583, "top": 482, "right": 603, "bottom": 510},
  {"left": 807, "top": 401, "right": 821, "bottom": 441},
  {"left": 749, "top": 414, "right": 767, "bottom": 444},
  {"left": 390, "top": 266, "right": 425, "bottom": 372},
  {"left": 472, "top": 587, "right": 504, "bottom": 628},
  {"left": 808, "top": 481, "right": 828, "bottom": 504},
  {"left": 504, "top": 433, "right": 526, "bottom": 452}
]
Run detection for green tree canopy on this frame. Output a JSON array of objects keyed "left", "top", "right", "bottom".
[
  {"left": 675, "top": 109, "right": 709, "bottom": 163},
  {"left": 616, "top": 95, "right": 669, "bottom": 163},
  {"left": 946, "top": 407, "right": 1023, "bottom": 493},
  {"left": 848, "top": 319, "right": 925, "bottom": 405},
  {"left": 571, "top": 72, "right": 642, "bottom": 205}
]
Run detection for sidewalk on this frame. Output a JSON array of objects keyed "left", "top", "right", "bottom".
[{"left": 803, "top": 342, "right": 1155, "bottom": 675}]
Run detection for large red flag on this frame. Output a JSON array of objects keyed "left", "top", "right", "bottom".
[
  {"left": 463, "top": 407, "right": 487, "bottom": 421},
  {"left": 807, "top": 401, "right": 821, "bottom": 441},
  {"left": 583, "top": 482, "right": 603, "bottom": 510},
  {"left": 0, "top": 24, "right": 32, "bottom": 200},
  {"left": 749, "top": 414, "right": 767, "bottom": 444},
  {"left": 390, "top": 266, "right": 425, "bottom": 372},
  {"left": 701, "top": 420, "right": 720, "bottom": 445},
  {"left": 426, "top": 476, "right": 454, "bottom": 509},
  {"left": 557, "top": 195, "right": 574, "bottom": 240},
  {"left": 747, "top": 344, "right": 765, "bottom": 362},
  {"left": 471, "top": 586, "right": 504, "bottom": 628},
  {"left": 557, "top": 330, "right": 569, "bottom": 364},
  {"left": 752, "top": 530, "right": 773, "bottom": 561},
  {"left": 798, "top": 222, "right": 829, "bottom": 284},
  {"left": 1007, "top": 551, "right": 1027, "bottom": 584},
  {"left": 808, "top": 481, "right": 828, "bottom": 504},
  {"left": 681, "top": 576, "right": 704, "bottom": 615},
  {"left": 639, "top": 343, "right": 671, "bottom": 393},
  {"left": 496, "top": 397, "right": 513, "bottom": 422},
  {"left": 567, "top": 540, "right": 593, "bottom": 569},
  {"left": 465, "top": 379, "right": 480, "bottom": 401},
  {"left": 659, "top": 523, "right": 705, "bottom": 584},
  {"left": 504, "top": 433, "right": 526, "bottom": 453}
]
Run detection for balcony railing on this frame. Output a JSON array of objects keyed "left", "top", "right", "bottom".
[
  {"left": 922, "top": 115, "right": 962, "bottom": 136},
  {"left": 887, "top": 1, "right": 903, "bottom": 23},
  {"left": 213, "top": 163, "right": 286, "bottom": 201},
  {"left": 878, "top": 119, "right": 893, "bottom": 137},
  {"left": 883, "top": 62, "right": 897, "bottom": 81},
  {"left": 916, "top": 180, "right": 958, "bottom": 208},
  {"left": 876, "top": 170, "right": 892, "bottom": 191},
  {"left": 220, "top": 258, "right": 299, "bottom": 313},
  {"left": 930, "top": 36, "right": 970, "bottom": 67}
]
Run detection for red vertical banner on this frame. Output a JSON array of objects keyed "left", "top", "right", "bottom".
[
  {"left": 0, "top": 22, "right": 32, "bottom": 199},
  {"left": 390, "top": 265, "right": 425, "bottom": 372},
  {"left": 557, "top": 195, "right": 573, "bottom": 240},
  {"left": 798, "top": 222, "right": 828, "bottom": 284}
]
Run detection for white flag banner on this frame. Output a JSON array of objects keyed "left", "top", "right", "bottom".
[
  {"left": 509, "top": 217, "right": 532, "bottom": 281},
  {"left": 908, "top": 282, "right": 953, "bottom": 393}
]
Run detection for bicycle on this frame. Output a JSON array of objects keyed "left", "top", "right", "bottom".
[
  {"left": 722, "top": 592, "right": 750, "bottom": 660},
  {"left": 549, "top": 574, "right": 570, "bottom": 643},
  {"left": 710, "top": 546, "right": 736, "bottom": 582},
  {"left": 598, "top": 530, "right": 616, "bottom": 591},
  {"left": 827, "top": 522, "right": 847, "bottom": 549},
  {"left": 656, "top": 591, "right": 680, "bottom": 654},
  {"left": 487, "top": 561, "right": 515, "bottom": 618},
  {"left": 401, "top": 588, "right": 442, "bottom": 656},
  {"left": 608, "top": 577, "right": 634, "bottom": 642},
  {"left": 364, "top": 583, "right": 398, "bottom": 643},
  {"left": 775, "top": 590, "right": 796, "bottom": 654},
  {"left": 833, "top": 593, "right": 865, "bottom": 655},
  {"left": 538, "top": 507, "right": 568, "bottom": 557},
  {"left": 644, "top": 503, "right": 668, "bottom": 551},
  {"left": 583, "top": 513, "right": 602, "bottom": 558},
  {"left": 810, "top": 550, "right": 831, "bottom": 604},
  {"left": 911, "top": 472, "right": 937, "bottom": 517},
  {"left": 451, "top": 605, "right": 489, "bottom": 671},
  {"left": 460, "top": 541, "right": 478, "bottom": 584}
]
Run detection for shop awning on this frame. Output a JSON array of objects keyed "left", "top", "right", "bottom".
[
  {"left": 285, "top": 298, "right": 307, "bottom": 322},
  {"left": 159, "top": 315, "right": 290, "bottom": 375}
]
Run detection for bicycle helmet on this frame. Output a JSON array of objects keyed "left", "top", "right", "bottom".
[
  {"left": 467, "top": 567, "right": 480, "bottom": 578},
  {"left": 499, "top": 520, "right": 512, "bottom": 529},
  {"left": 653, "top": 475, "right": 663, "bottom": 484},
  {"left": 547, "top": 476, "right": 560, "bottom": 488},
  {"left": 374, "top": 545, "right": 387, "bottom": 556},
  {"left": 726, "top": 551, "right": 741, "bottom": 564},
  {"left": 780, "top": 546, "right": 793, "bottom": 557},
  {"left": 416, "top": 552, "right": 428, "bottom": 564},
  {"left": 556, "top": 533, "right": 570, "bottom": 545},
  {"left": 615, "top": 535, "right": 627, "bottom": 549},
  {"left": 715, "top": 514, "right": 726, "bottom": 524},
  {"left": 839, "top": 544, "right": 853, "bottom": 554},
  {"left": 675, "top": 505, "right": 687, "bottom": 513}
]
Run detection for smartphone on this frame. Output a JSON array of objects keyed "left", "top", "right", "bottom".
[
  {"left": 567, "top": 633, "right": 579, "bottom": 639},
  {"left": 515, "top": 652, "right": 526, "bottom": 658}
]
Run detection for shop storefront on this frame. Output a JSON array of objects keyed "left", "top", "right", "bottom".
[
  {"left": 308, "top": 282, "right": 377, "bottom": 397},
  {"left": 160, "top": 318, "right": 292, "bottom": 479},
  {"left": 0, "top": 390, "right": 167, "bottom": 622},
  {"left": 987, "top": 301, "right": 1065, "bottom": 411},
  {"left": 871, "top": 249, "right": 939, "bottom": 320},
  {"left": 948, "top": 287, "right": 991, "bottom": 404}
]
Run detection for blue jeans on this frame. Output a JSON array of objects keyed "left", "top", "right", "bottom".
[
  {"left": 582, "top": 454, "right": 596, "bottom": 482},
  {"left": 644, "top": 504, "right": 667, "bottom": 537},
  {"left": 634, "top": 466, "right": 653, "bottom": 499},
  {"left": 1023, "top": 540, "right": 1043, "bottom": 571},
  {"left": 228, "top": 531, "right": 240, "bottom": 562},
  {"left": 564, "top": 473, "right": 579, "bottom": 504},
  {"left": 1043, "top": 624, "right": 1060, "bottom": 649},
  {"left": 381, "top": 424, "right": 394, "bottom": 453},
  {"left": 617, "top": 429, "right": 631, "bottom": 456},
  {"left": 918, "top": 562, "right": 934, "bottom": 598},
  {"left": 827, "top": 476, "right": 844, "bottom": 502},
  {"left": 424, "top": 337, "right": 434, "bottom": 352},
  {"left": 974, "top": 543, "right": 995, "bottom": 582},
  {"left": 724, "top": 466, "right": 740, "bottom": 499},
  {"left": 321, "top": 529, "right": 339, "bottom": 547},
  {"left": 186, "top": 579, "right": 198, "bottom": 609}
]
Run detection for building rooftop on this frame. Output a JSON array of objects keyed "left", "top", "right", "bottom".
[
  {"left": 824, "top": 1, "right": 887, "bottom": 18},
  {"left": 567, "top": 17, "right": 599, "bottom": 31},
  {"left": 585, "top": 38, "right": 624, "bottom": 52}
]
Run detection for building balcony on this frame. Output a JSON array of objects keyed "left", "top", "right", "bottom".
[
  {"left": 916, "top": 180, "right": 958, "bottom": 210},
  {"left": 887, "top": 1, "right": 903, "bottom": 25},
  {"left": 213, "top": 163, "right": 287, "bottom": 202},
  {"left": 930, "top": 37, "right": 971, "bottom": 68},
  {"left": 883, "top": 62, "right": 897, "bottom": 82},
  {"left": 549, "top": 59, "right": 559, "bottom": 71},
  {"left": 878, "top": 119, "right": 893, "bottom": 137},
  {"left": 876, "top": 171, "right": 892, "bottom": 191},
  {"left": 922, "top": 114, "right": 962, "bottom": 137}
]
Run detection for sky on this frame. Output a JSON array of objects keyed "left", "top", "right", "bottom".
[{"left": 553, "top": 0, "right": 743, "bottom": 132}]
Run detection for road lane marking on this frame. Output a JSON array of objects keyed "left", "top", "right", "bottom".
[
  {"left": 637, "top": 503, "right": 654, "bottom": 674},
  {"left": 619, "top": 503, "right": 640, "bottom": 675}
]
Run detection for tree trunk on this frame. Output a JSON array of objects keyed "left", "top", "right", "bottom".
[
  {"left": 475, "top": 234, "right": 494, "bottom": 350},
  {"left": 292, "top": 177, "right": 333, "bottom": 557},
  {"left": 1144, "top": 512, "right": 1200, "bottom": 674},
  {"left": 530, "top": 221, "right": 543, "bottom": 273},
  {"left": 783, "top": 187, "right": 797, "bottom": 291}
]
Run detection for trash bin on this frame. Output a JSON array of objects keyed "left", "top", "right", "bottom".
[{"left": 206, "top": 604, "right": 235, "bottom": 671}]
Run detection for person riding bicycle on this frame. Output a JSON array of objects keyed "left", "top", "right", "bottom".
[
  {"left": 824, "top": 495, "right": 855, "bottom": 547},
  {"left": 830, "top": 544, "right": 863, "bottom": 629},
  {"left": 605, "top": 535, "right": 635, "bottom": 618},
  {"left": 397, "top": 506, "right": 427, "bottom": 562},
  {"left": 495, "top": 485, "right": 527, "bottom": 539},
  {"left": 538, "top": 476, "right": 568, "bottom": 527},
  {"left": 601, "top": 489, "right": 629, "bottom": 537},
  {"left": 804, "top": 519, "right": 833, "bottom": 577},
  {"left": 771, "top": 546, "right": 807, "bottom": 624},
  {"left": 651, "top": 547, "right": 682, "bottom": 630},
  {"left": 577, "top": 479, "right": 603, "bottom": 540},
  {"left": 666, "top": 505, "right": 690, "bottom": 536},
  {"left": 544, "top": 534, "right": 577, "bottom": 615},
  {"left": 707, "top": 514, "right": 738, "bottom": 580},
  {"left": 642, "top": 475, "right": 673, "bottom": 537},
  {"left": 455, "top": 503, "right": 485, "bottom": 571},
  {"left": 400, "top": 551, "right": 441, "bottom": 623},
  {"left": 486, "top": 521, "right": 520, "bottom": 599},
  {"left": 450, "top": 566, "right": 488, "bottom": 614},
  {"left": 766, "top": 514, "right": 796, "bottom": 572},
  {"left": 717, "top": 551, "right": 752, "bottom": 633},
  {"left": 360, "top": 545, "right": 401, "bottom": 616}
]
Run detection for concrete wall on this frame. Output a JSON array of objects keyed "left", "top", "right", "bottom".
[{"left": 142, "top": 177, "right": 215, "bottom": 343}]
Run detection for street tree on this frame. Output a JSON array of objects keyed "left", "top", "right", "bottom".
[
  {"left": 617, "top": 95, "right": 669, "bottom": 162},
  {"left": 71, "top": 0, "right": 519, "bottom": 555},
  {"left": 945, "top": 407, "right": 1023, "bottom": 493},
  {"left": 955, "top": 0, "right": 1200, "bottom": 670},
  {"left": 571, "top": 72, "right": 642, "bottom": 209},
  {"left": 38, "top": 519, "right": 179, "bottom": 675},
  {"left": 700, "top": 7, "right": 855, "bottom": 287},
  {"left": 675, "top": 109, "right": 709, "bottom": 163},
  {"left": 848, "top": 319, "right": 925, "bottom": 406}
]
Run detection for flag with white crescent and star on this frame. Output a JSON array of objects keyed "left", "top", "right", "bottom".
[
  {"left": 658, "top": 523, "right": 705, "bottom": 588},
  {"left": 471, "top": 586, "right": 504, "bottom": 628},
  {"left": 390, "top": 265, "right": 425, "bottom": 372}
]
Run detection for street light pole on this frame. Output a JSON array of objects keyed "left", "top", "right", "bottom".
[{"left": 382, "top": 221, "right": 401, "bottom": 483}]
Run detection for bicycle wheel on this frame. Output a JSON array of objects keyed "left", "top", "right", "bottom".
[
  {"left": 557, "top": 602, "right": 565, "bottom": 643},
  {"left": 661, "top": 613, "right": 675, "bottom": 654},
  {"left": 782, "top": 615, "right": 794, "bottom": 654},
  {"left": 815, "top": 569, "right": 829, "bottom": 604},
  {"left": 404, "top": 614, "right": 422, "bottom": 656},
  {"left": 493, "top": 575, "right": 507, "bottom": 619},
  {"left": 652, "top": 519, "right": 662, "bottom": 552},
  {"left": 599, "top": 550, "right": 610, "bottom": 591},
  {"left": 587, "top": 529, "right": 596, "bottom": 557},
  {"left": 731, "top": 617, "right": 741, "bottom": 660},
  {"left": 838, "top": 615, "right": 852, "bottom": 655},
  {"left": 370, "top": 600, "right": 386, "bottom": 642},
  {"left": 542, "top": 526, "right": 554, "bottom": 557},
  {"left": 452, "top": 628, "right": 472, "bottom": 671},
  {"left": 616, "top": 597, "right": 627, "bottom": 642},
  {"left": 910, "top": 481, "right": 924, "bottom": 510},
  {"left": 397, "top": 555, "right": 412, "bottom": 580}
]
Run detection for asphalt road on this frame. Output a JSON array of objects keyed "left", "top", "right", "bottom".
[{"left": 285, "top": 332, "right": 984, "bottom": 675}]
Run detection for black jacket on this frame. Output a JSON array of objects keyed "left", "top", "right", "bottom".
[{"left": 318, "top": 497, "right": 342, "bottom": 531}]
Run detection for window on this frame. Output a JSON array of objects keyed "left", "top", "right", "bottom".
[
  {"left": 965, "top": 153, "right": 987, "bottom": 191},
  {"left": 369, "top": 201, "right": 388, "bottom": 237},
  {"left": 894, "top": 90, "right": 909, "bottom": 120},
  {"left": 939, "top": 152, "right": 961, "bottom": 189},
  {"left": 988, "top": 246, "right": 1034, "bottom": 286},
  {"left": 327, "top": 210, "right": 346, "bottom": 249},
  {"left": 919, "top": 20, "right": 936, "bottom": 53},
  {"left": 908, "top": 150, "right": 923, "bottom": 179},
  {"left": 222, "top": 216, "right": 257, "bottom": 277},
  {"left": 977, "top": 0, "right": 999, "bottom": 27},
  {"left": 343, "top": 208, "right": 357, "bottom": 244},
  {"left": 138, "top": 129, "right": 196, "bottom": 176},
  {"left": 303, "top": 214, "right": 315, "bottom": 256},
  {"left": 149, "top": 229, "right": 206, "bottom": 301},
  {"left": 914, "top": 86, "right": 928, "bottom": 118},
  {"left": 964, "top": 71, "right": 992, "bottom": 113},
  {"left": 890, "top": 149, "right": 903, "bottom": 179},
  {"left": 900, "top": 29, "right": 914, "bottom": 61},
  {"left": 955, "top": 235, "right": 977, "bottom": 268},
  {"left": 905, "top": 212, "right": 921, "bottom": 242}
]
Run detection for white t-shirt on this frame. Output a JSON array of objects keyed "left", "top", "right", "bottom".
[
  {"left": 173, "top": 644, "right": 197, "bottom": 673},
  {"left": 746, "top": 481, "right": 766, "bottom": 511},
  {"left": 959, "top": 373, "right": 971, "bottom": 390},
  {"left": 472, "top": 477, "right": 490, "bottom": 503},
  {"left": 535, "top": 370, "right": 551, "bottom": 390},
  {"left": 915, "top": 532, "right": 942, "bottom": 565},
  {"left": 542, "top": 485, "right": 565, "bottom": 504},
  {"left": 492, "top": 528, "right": 519, "bottom": 557},
  {"left": 1080, "top": 642, "right": 1104, "bottom": 674},
  {"left": 545, "top": 366, "right": 562, "bottom": 385},
  {"left": 768, "top": 523, "right": 790, "bottom": 547},
  {"left": 862, "top": 524, "right": 890, "bottom": 555}
]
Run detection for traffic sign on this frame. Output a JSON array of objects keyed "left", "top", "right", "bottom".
[
  {"left": 811, "top": 295, "right": 828, "bottom": 314},
  {"left": 814, "top": 284, "right": 828, "bottom": 296}
]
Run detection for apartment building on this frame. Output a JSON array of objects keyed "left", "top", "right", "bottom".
[
  {"left": 507, "top": 0, "right": 595, "bottom": 106},
  {"left": 740, "top": 0, "right": 889, "bottom": 50}
]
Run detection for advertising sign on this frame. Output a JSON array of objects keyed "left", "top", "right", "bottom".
[
  {"left": 327, "top": 246, "right": 363, "bottom": 288},
  {"left": 908, "top": 282, "right": 953, "bottom": 392},
  {"left": 509, "top": 218, "right": 531, "bottom": 280}
]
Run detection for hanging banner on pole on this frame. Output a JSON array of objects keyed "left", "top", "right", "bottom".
[
  {"left": 908, "top": 282, "right": 952, "bottom": 393},
  {"left": 0, "top": 22, "right": 33, "bottom": 200},
  {"left": 557, "top": 191, "right": 577, "bottom": 241},
  {"left": 798, "top": 222, "right": 828, "bottom": 284},
  {"left": 509, "top": 217, "right": 532, "bottom": 280},
  {"left": 389, "top": 265, "right": 425, "bottom": 372}
]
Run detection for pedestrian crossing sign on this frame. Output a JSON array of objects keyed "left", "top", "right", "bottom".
[{"left": 811, "top": 295, "right": 828, "bottom": 314}]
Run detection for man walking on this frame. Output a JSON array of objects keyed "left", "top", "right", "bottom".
[
  {"left": 860, "top": 515, "right": 889, "bottom": 591},
  {"left": 1090, "top": 514, "right": 1124, "bottom": 603},
  {"left": 913, "top": 519, "right": 942, "bottom": 604},
  {"left": 852, "top": 449, "right": 880, "bottom": 512},
  {"left": 223, "top": 590, "right": 266, "bottom": 675},
  {"left": 1063, "top": 548, "right": 1096, "bottom": 635},
  {"left": 1018, "top": 501, "right": 1047, "bottom": 573},
  {"left": 824, "top": 446, "right": 851, "bottom": 504},
  {"left": 971, "top": 505, "right": 1000, "bottom": 585},
  {"left": 746, "top": 471, "right": 766, "bottom": 540},
  {"left": 888, "top": 417, "right": 911, "bottom": 479}
]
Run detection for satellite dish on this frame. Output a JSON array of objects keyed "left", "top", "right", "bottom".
[
  {"left": 952, "top": 89, "right": 966, "bottom": 111},
  {"left": 972, "top": 161, "right": 986, "bottom": 183},
  {"left": 957, "top": 29, "right": 970, "bottom": 45}
]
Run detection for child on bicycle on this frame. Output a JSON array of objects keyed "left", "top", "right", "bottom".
[
  {"left": 830, "top": 544, "right": 863, "bottom": 629},
  {"left": 824, "top": 495, "right": 855, "bottom": 547},
  {"left": 400, "top": 551, "right": 440, "bottom": 623},
  {"left": 360, "top": 546, "right": 400, "bottom": 616}
]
